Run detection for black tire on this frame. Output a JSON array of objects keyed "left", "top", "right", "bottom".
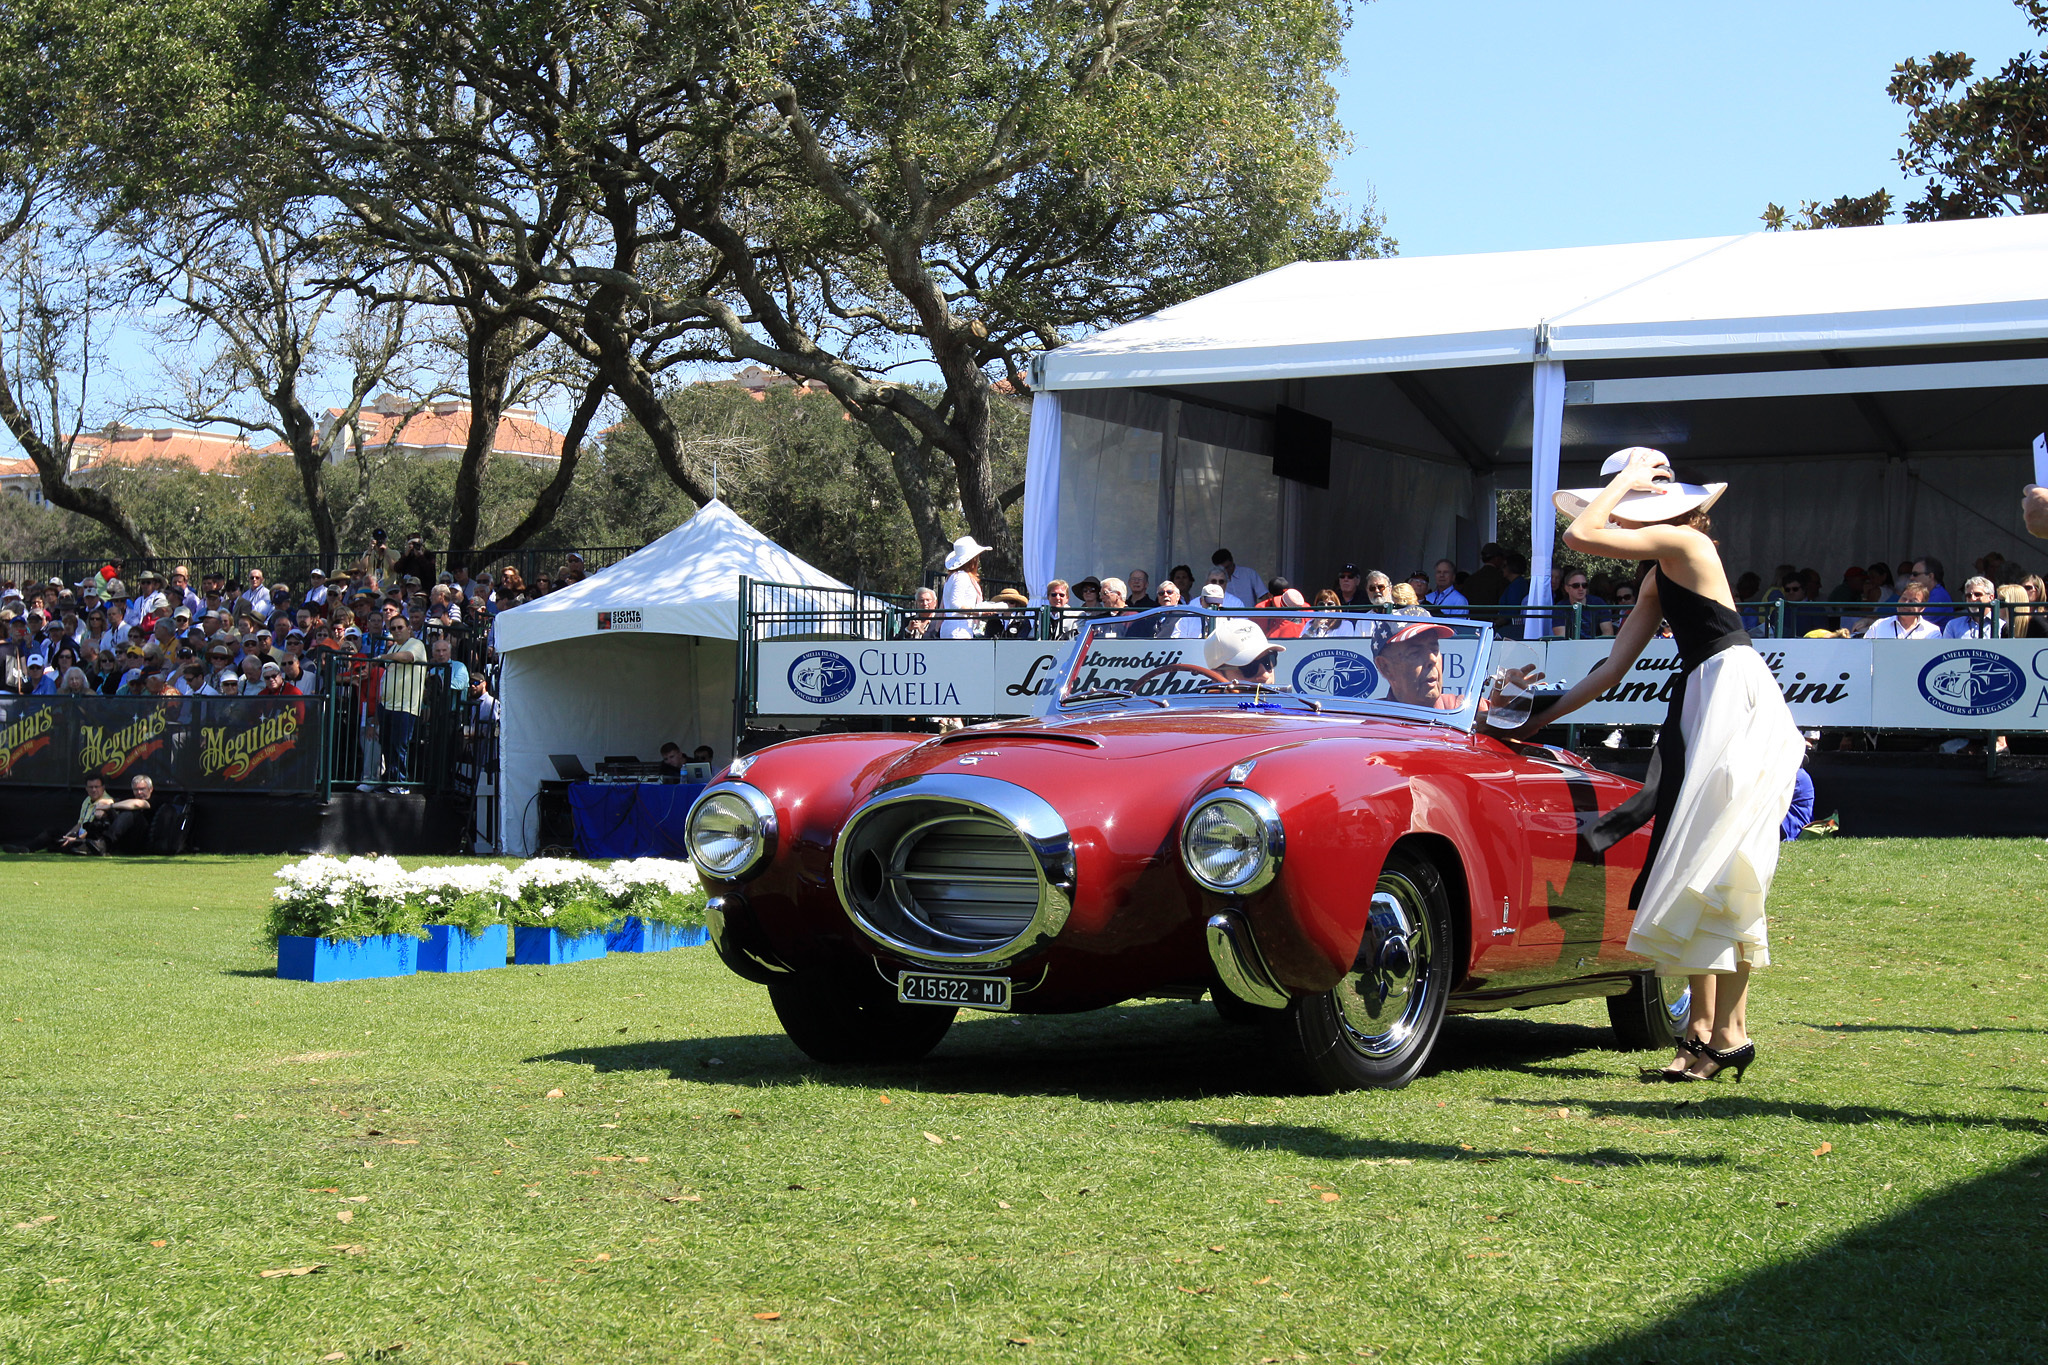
[
  {"left": 1265, "top": 848, "right": 1455, "bottom": 1093},
  {"left": 766, "top": 971, "right": 958, "bottom": 1064},
  {"left": 1607, "top": 970, "right": 1690, "bottom": 1052},
  {"left": 1210, "top": 985, "right": 1285, "bottom": 1027}
]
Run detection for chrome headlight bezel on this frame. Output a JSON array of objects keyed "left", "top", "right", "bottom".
[
  {"left": 685, "top": 781, "right": 778, "bottom": 881},
  {"left": 1179, "top": 788, "right": 1285, "bottom": 895}
]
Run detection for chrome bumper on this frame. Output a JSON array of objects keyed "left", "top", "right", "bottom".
[{"left": 1204, "top": 910, "right": 1289, "bottom": 1009}]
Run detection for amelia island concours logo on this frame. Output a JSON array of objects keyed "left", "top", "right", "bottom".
[
  {"left": 1291, "top": 648, "right": 1380, "bottom": 699},
  {"left": 1917, "top": 648, "right": 2027, "bottom": 717},
  {"left": 787, "top": 649, "right": 859, "bottom": 705}
]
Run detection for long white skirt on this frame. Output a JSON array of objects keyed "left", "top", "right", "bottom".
[{"left": 1627, "top": 648, "right": 1805, "bottom": 975}]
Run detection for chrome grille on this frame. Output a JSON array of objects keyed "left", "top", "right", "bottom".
[
  {"left": 894, "top": 816, "right": 1041, "bottom": 940},
  {"left": 834, "top": 774, "right": 1073, "bottom": 967}
]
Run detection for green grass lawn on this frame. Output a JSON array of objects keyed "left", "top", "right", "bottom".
[{"left": 1, "top": 844, "right": 2044, "bottom": 1365}]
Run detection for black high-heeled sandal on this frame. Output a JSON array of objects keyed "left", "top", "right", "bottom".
[
  {"left": 1682, "top": 1040, "right": 1756, "bottom": 1083},
  {"left": 1652, "top": 1034, "right": 1706, "bottom": 1082}
]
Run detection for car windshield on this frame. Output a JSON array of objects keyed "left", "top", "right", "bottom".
[{"left": 1046, "top": 606, "right": 1497, "bottom": 731}]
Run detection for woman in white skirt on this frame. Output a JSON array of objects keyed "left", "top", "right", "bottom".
[
  {"left": 939, "top": 535, "right": 992, "bottom": 640},
  {"left": 1507, "top": 448, "right": 1804, "bottom": 1082}
]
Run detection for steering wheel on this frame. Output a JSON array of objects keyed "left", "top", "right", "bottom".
[{"left": 1127, "top": 661, "right": 1240, "bottom": 692}]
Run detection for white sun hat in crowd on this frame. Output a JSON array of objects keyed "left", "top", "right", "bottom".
[
  {"left": 1204, "top": 617, "right": 1283, "bottom": 670},
  {"left": 1552, "top": 446, "right": 1726, "bottom": 523},
  {"left": 943, "top": 535, "right": 992, "bottom": 571}
]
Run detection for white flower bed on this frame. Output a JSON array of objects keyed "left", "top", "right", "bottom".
[{"left": 265, "top": 855, "right": 704, "bottom": 943}]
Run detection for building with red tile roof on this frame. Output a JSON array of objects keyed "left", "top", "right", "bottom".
[{"left": 273, "top": 395, "right": 567, "bottom": 466}]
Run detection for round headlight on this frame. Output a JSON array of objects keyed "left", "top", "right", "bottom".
[
  {"left": 1180, "top": 790, "right": 1283, "bottom": 894},
  {"left": 686, "top": 784, "right": 777, "bottom": 880}
]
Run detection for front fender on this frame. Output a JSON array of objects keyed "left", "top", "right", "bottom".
[{"left": 1221, "top": 735, "right": 1517, "bottom": 994}]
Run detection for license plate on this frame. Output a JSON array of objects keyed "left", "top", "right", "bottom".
[{"left": 898, "top": 971, "right": 1011, "bottom": 1011}]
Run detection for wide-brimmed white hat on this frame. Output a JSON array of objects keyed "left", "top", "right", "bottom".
[
  {"left": 1204, "top": 617, "right": 1284, "bottom": 670},
  {"left": 1553, "top": 447, "right": 1726, "bottom": 523},
  {"left": 943, "top": 535, "right": 991, "bottom": 572}
]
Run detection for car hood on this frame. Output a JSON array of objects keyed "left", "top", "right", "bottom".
[{"left": 869, "top": 706, "right": 1464, "bottom": 826}]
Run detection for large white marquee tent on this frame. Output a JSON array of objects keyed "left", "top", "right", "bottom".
[
  {"left": 1021, "top": 213, "right": 2048, "bottom": 610},
  {"left": 493, "top": 500, "right": 851, "bottom": 854}
]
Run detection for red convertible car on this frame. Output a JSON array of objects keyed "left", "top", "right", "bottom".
[{"left": 686, "top": 608, "right": 1686, "bottom": 1091}]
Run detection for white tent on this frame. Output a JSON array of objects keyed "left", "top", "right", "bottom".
[
  {"left": 1023, "top": 214, "right": 2048, "bottom": 612},
  {"left": 494, "top": 500, "right": 853, "bottom": 854}
]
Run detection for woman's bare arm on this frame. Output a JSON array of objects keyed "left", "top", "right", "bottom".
[{"left": 1503, "top": 573, "right": 1665, "bottom": 740}]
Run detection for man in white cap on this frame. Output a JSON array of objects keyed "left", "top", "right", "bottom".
[
  {"left": 1203, "top": 617, "right": 1285, "bottom": 687},
  {"left": 305, "top": 567, "right": 329, "bottom": 608},
  {"left": 940, "top": 534, "right": 991, "bottom": 640}
]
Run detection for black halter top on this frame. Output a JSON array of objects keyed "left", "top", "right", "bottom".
[{"left": 1647, "top": 562, "right": 1751, "bottom": 674}]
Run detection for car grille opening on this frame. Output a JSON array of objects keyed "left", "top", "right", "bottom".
[
  {"left": 894, "top": 816, "right": 1041, "bottom": 942},
  {"left": 835, "top": 782, "right": 1071, "bottom": 964}
]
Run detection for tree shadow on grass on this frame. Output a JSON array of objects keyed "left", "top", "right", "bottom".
[
  {"left": 1482, "top": 1093, "right": 2048, "bottom": 1140},
  {"left": 1541, "top": 1149, "right": 2048, "bottom": 1365},
  {"left": 1796, "top": 1021, "right": 2048, "bottom": 1037},
  {"left": 531, "top": 1006, "right": 1645, "bottom": 1102},
  {"left": 1191, "top": 1121, "right": 1736, "bottom": 1171}
]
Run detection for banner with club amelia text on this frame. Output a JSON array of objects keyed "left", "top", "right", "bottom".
[
  {"left": 753, "top": 636, "right": 2048, "bottom": 731},
  {"left": 0, "top": 695, "right": 324, "bottom": 791}
]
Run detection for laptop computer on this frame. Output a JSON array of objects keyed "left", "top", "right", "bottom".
[
  {"left": 549, "top": 754, "right": 592, "bottom": 781},
  {"left": 682, "top": 762, "right": 714, "bottom": 783}
]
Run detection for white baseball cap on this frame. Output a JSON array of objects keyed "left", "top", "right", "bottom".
[{"left": 1204, "top": 617, "right": 1283, "bottom": 670}]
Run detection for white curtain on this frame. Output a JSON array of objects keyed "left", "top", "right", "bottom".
[
  {"left": 1172, "top": 403, "right": 1283, "bottom": 586},
  {"left": 1022, "top": 393, "right": 1062, "bottom": 600},
  {"left": 1296, "top": 439, "right": 1472, "bottom": 586},
  {"left": 1053, "top": 389, "right": 1170, "bottom": 588}
]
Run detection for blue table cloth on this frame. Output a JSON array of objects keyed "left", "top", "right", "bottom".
[{"left": 567, "top": 781, "right": 706, "bottom": 859}]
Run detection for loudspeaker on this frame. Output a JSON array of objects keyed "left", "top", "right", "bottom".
[
  {"left": 1272, "top": 404, "right": 1332, "bottom": 488},
  {"left": 537, "top": 780, "right": 575, "bottom": 851}
]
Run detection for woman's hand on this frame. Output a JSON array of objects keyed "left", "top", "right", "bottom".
[{"left": 1612, "top": 447, "right": 1670, "bottom": 492}]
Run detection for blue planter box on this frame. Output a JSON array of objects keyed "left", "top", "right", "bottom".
[
  {"left": 419, "top": 923, "right": 508, "bottom": 973},
  {"left": 513, "top": 926, "right": 609, "bottom": 966},
  {"left": 607, "top": 917, "right": 712, "bottom": 953},
  {"left": 277, "top": 933, "right": 419, "bottom": 983}
]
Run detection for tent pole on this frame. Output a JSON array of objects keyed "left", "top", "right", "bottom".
[{"left": 1527, "top": 360, "right": 1566, "bottom": 636}]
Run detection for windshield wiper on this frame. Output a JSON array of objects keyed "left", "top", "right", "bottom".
[{"left": 1061, "top": 688, "right": 1167, "bottom": 708}]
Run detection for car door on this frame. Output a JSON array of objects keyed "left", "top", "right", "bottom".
[{"left": 1478, "top": 741, "right": 1643, "bottom": 987}]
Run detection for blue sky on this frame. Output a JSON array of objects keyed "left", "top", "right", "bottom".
[
  {"left": 1330, "top": 0, "right": 2043, "bottom": 256},
  {"left": 12, "top": 1, "right": 2045, "bottom": 457}
]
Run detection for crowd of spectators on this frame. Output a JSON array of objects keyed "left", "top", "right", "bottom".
[
  {"left": 0, "top": 530, "right": 598, "bottom": 798},
  {"left": 968, "top": 543, "right": 2046, "bottom": 644}
]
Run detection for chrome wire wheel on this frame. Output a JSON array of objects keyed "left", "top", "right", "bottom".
[
  {"left": 1658, "top": 975, "right": 1692, "bottom": 1034},
  {"left": 1335, "top": 874, "right": 1436, "bottom": 1059},
  {"left": 1266, "top": 848, "right": 1455, "bottom": 1093},
  {"left": 1609, "top": 968, "right": 1692, "bottom": 1051}
]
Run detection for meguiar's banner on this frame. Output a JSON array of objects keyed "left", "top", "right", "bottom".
[
  {"left": 0, "top": 697, "right": 71, "bottom": 784},
  {"left": 190, "top": 696, "right": 320, "bottom": 790},
  {"left": 74, "top": 696, "right": 179, "bottom": 785},
  {"left": 0, "top": 696, "right": 326, "bottom": 792}
]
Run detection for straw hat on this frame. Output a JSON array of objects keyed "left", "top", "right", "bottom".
[
  {"left": 1552, "top": 447, "right": 1725, "bottom": 523},
  {"left": 943, "top": 535, "right": 991, "bottom": 572}
]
